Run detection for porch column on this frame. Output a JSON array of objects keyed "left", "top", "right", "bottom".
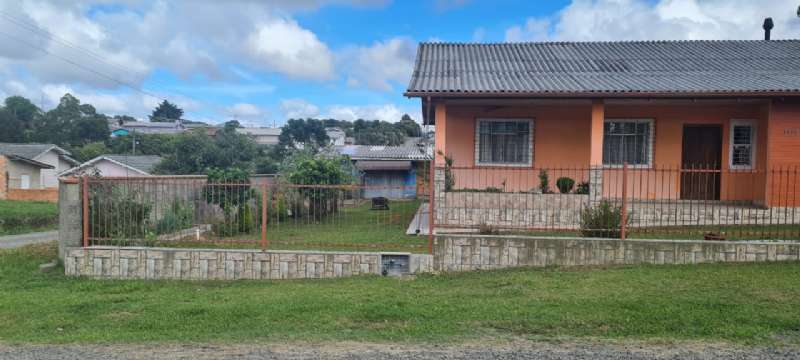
[
  {"left": 589, "top": 99, "right": 604, "bottom": 202},
  {"left": 433, "top": 102, "right": 447, "bottom": 227},
  {"left": 434, "top": 102, "right": 447, "bottom": 166}
]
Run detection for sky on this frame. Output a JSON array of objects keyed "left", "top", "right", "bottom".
[{"left": 0, "top": 0, "right": 799, "bottom": 127}]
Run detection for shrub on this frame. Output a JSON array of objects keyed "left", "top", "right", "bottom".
[
  {"left": 538, "top": 170, "right": 551, "bottom": 194},
  {"left": 575, "top": 181, "right": 590, "bottom": 195},
  {"left": 155, "top": 200, "right": 195, "bottom": 235},
  {"left": 438, "top": 151, "right": 455, "bottom": 192},
  {"left": 580, "top": 200, "right": 621, "bottom": 238},
  {"left": 478, "top": 223, "right": 500, "bottom": 235},
  {"left": 556, "top": 177, "right": 575, "bottom": 194},
  {"left": 89, "top": 188, "right": 152, "bottom": 240},
  {"left": 282, "top": 150, "right": 353, "bottom": 219}
]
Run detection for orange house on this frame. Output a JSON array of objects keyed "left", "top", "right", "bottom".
[{"left": 405, "top": 41, "right": 800, "bottom": 209}]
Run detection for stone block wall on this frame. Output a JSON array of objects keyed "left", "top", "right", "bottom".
[
  {"left": 65, "top": 247, "right": 433, "bottom": 280},
  {"left": 433, "top": 235, "right": 800, "bottom": 271}
]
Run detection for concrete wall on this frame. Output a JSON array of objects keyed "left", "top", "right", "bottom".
[
  {"left": 58, "top": 180, "right": 83, "bottom": 259},
  {"left": 6, "top": 159, "right": 42, "bottom": 189},
  {"left": 35, "top": 151, "right": 72, "bottom": 188},
  {"left": 433, "top": 235, "right": 800, "bottom": 272},
  {"left": 64, "top": 247, "right": 433, "bottom": 280}
]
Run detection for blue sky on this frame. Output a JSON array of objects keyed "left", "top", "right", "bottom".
[{"left": 0, "top": 0, "right": 798, "bottom": 127}]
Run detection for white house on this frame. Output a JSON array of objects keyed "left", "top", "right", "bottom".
[
  {"left": 60, "top": 155, "right": 163, "bottom": 177},
  {"left": 0, "top": 143, "right": 79, "bottom": 188}
]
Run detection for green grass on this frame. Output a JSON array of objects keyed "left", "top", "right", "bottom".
[
  {"left": 152, "top": 200, "right": 427, "bottom": 253},
  {"left": 0, "top": 200, "right": 58, "bottom": 236},
  {"left": 2, "top": 243, "right": 800, "bottom": 345}
]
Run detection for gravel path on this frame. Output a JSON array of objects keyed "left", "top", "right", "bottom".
[
  {"left": 0, "top": 231, "right": 57, "bottom": 249},
  {"left": 1, "top": 341, "right": 798, "bottom": 360}
]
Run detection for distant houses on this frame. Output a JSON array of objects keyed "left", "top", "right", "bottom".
[{"left": 0, "top": 143, "right": 79, "bottom": 202}]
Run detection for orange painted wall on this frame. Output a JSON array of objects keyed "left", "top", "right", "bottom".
[
  {"left": 440, "top": 102, "right": 771, "bottom": 202},
  {"left": 442, "top": 104, "right": 592, "bottom": 192},
  {"left": 766, "top": 98, "right": 800, "bottom": 206}
]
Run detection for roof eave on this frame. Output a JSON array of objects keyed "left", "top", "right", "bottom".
[{"left": 404, "top": 90, "right": 800, "bottom": 98}]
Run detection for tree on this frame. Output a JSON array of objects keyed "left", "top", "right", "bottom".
[
  {"left": 278, "top": 118, "right": 329, "bottom": 150},
  {"left": 35, "top": 94, "right": 109, "bottom": 147},
  {"left": 0, "top": 96, "right": 41, "bottom": 142},
  {"left": 71, "top": 141, "right": 109, "bottom": 162},
  {"left": 153, "top": 125, "right": 258, "bottom": 175},
  {"left": 397, "top": 114, "right": 421, "bottom": 137},
  {"left": 149, "top": 100, "right": 183, "bottom": 122},
  {"left": 281, "top": 150, "right": 353, "bottom": 219},
  {"left": 353, "top": 119, "right": 405, "bottom": 146}
]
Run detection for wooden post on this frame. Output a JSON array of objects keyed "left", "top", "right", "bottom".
[
  {"left": 81, "top": 176, "right": 89, "bottom": 248},
  {"left": 620, "top": 162, "right": 628, "bottom": 241},
  {"left": 261, "top": 182, "right": 268, "bottom": 250}
]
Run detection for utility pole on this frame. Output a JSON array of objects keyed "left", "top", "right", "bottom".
[{"left": 132, "top": 129, "right": 136, "bottom": 155}]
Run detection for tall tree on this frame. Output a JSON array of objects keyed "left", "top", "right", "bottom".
[
  {"left": 35, "top": 94, "right": 109, "bottom": 146},
  {"left": 0, "top": 96, "right": 41, "bottom": 142},
  {"left": 278, "top": 119, "right": 329, "bottom": 150},
  {"left": 149, "top": 100, "right": 183, "bottom": 122}
]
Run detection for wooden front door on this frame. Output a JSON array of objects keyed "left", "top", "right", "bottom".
[{"left": 681, "top": 125, "right": 722, "bottom": 200}]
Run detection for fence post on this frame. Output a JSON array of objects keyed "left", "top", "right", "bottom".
[
  {"left": 81, "top": 175, "right": 89, "bottom": 248},
  {"left": 620, "top": 162, "right": 628, "bottom": 241},
  {"left": 428, "top": 158, "right": 435, "bottom": 254},
  {"left": 261, "top": 182, "right": 268, "bottom": 251}
]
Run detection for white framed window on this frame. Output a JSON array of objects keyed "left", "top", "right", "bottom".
[
  {"left": 603, "top": 118, "right": 654, "bottom": 167},
  {"left": 475, "top": 118, "right": 533, "bottom": 166},
  {"left": 729, "top": 119, "right": 756, "bottom": 169},
  {"left": 20, "top": 175, "right": 30, "bottom": 189}
]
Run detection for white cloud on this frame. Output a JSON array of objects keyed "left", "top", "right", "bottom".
[
  {"left": 340, "top": 37, "right": 416, "bottom": 91},
  {"left": 325, "top": 103, "right": 417, "bottom": 122},
  {"left": 505, "top": 0, "right": 800, "bottom": 42},
  {"left": 246, "top": 18, "right": 335, "bottom": 80},
  {"left": 280, "top": 98, "right": 320, "bottom": 119},
  {"left": 228, "top": 103, "right": 264, "bottom": 118}
]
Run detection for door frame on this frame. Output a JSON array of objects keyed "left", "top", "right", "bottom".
[{"left": 680, "top": 124, "right": 723, "bottom": 200}]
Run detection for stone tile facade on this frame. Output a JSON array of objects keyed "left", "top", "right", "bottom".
[
  {"left": 65, "top": 247, "right": 433, "bottom": 280},
  {"left": 433, "top": 235, "right": 800, "bottom": 271}
]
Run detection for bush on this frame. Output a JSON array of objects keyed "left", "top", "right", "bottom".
[
  {"left": 556, "top": 177, "right": 575, "bottom": 194},
  {"left": 89, "top": 188, "right": 152, "bottom": 240},
  {"left": 155, "top": 200, "right": 194, "bottom": 235},
  {"left": 282, "top": 150, "right": 353, "bottom": 219},
  {"left": 580, "top": 200, "right": 621, "bottom": 238},
  {"left": 575, "top": 181, "right": 590, "bottom": 195},
  {"left": 538, "top": 170, "right": 551, "bottom": 194}
]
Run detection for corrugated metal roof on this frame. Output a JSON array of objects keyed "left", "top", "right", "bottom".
[
  {"left": 104, "top": 155, "right": 163, "bottom": 173},
  {"left": 405, "top": 40, "right": 800, "bottom": 96},
  {"left": 356, "top": 160, "right": 412, "bottom": 171},
  {"left": 333, "top": 145, "right": 431, "bottom": 161},
  {"left": 0, "top": 143, "right": 73, "bottom": 162}
]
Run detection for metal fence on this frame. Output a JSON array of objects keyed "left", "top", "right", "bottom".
[
  {"left": 436, "top": 164, "right": 800, "bottom": 240},
  {"left": 82, "top": 175, "right": 429, "bottom": 253}
]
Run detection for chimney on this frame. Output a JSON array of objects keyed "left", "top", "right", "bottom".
[{"left": 763, "top": 17, "right": 774, "bottom": 40}]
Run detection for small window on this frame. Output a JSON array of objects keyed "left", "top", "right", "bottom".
[
  {"left": 20, "top": 175, "right": 29, "bottom": 189},
  {"left": 730, "top": 120, "right": 756, "bottom": 169},
  {"left": 475, "top": 119, "right": 533, "bottom": 166},
  {"left": 602, "top": 119, "right": 653, "bottom": 166}
]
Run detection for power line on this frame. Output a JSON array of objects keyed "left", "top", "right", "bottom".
[
  {"left": 0, "top": 11, "right": 251, "bottom": 124},
  {"left": 0, "top": 29, "right": 163, "bottom": 100}
]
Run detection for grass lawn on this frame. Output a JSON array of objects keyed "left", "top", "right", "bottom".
[
  {"left": 1, "top": 243, "right": 799, "bottom": 345},
  {"left": 0, "top": 200, "right": 58, "bottom": 236},
  {"left": 154, "top": 200, "right": 427, "bottom": 253}
]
